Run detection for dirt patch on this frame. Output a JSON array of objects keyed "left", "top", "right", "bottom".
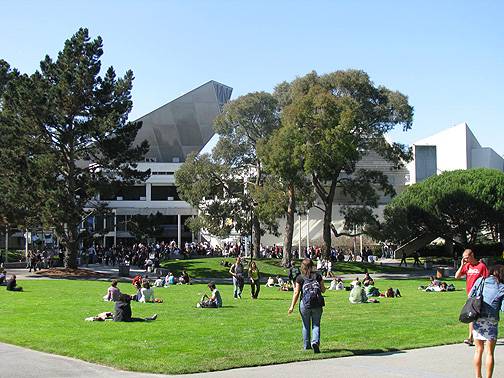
[{"left": 35, "top": 268, "right": 112, "bottom": 279}]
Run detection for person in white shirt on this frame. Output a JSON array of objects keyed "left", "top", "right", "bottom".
[{"left": 139, "top": 280, "right": 155, "bottom": 302}]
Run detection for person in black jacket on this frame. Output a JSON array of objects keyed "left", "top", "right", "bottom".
[
  {"left": 113, "top": 294, "right": 157, "bottom": 322},
  {"left": 6, "top": 275, "right": 22, "bottom": 291}
]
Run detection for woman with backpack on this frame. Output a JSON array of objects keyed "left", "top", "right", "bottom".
[{"left": 288, "top": 258, "right": 326, "bottom": 353}]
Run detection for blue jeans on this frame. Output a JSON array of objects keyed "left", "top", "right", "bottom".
[
  {"left": 299, "top": 302, "right": 323, "bottom": 348},
  {"left": 233, "top": 276, "right": 244, "bottom": 298}
]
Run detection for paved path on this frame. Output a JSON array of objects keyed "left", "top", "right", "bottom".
[
  {"left": 5, "top": 262, "right": 437, "bottom": 283},
  {"left": 2, "top": 341, "right": 502, "bottom": 377}
]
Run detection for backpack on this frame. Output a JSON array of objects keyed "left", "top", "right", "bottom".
[{"left": 302, "top": 275, "right": 325, "bottom": 309}]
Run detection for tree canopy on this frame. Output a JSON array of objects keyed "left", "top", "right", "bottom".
[
  {"left": 281, "top": 70, "right": 413, "bottom": 257},
  {"left": 380, "top": 168, "right": 504, "bottom": 246},
  {"left": 0, "top": 28, "right": 148, "bottom": 267}
]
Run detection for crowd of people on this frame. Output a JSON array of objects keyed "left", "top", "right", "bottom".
[{"left": 8, "top": 239, "right": 504, "bottom": 377}]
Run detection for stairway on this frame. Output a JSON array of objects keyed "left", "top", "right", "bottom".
[{"left": 394, "top": 233, "right": 438, "bottom": 258}]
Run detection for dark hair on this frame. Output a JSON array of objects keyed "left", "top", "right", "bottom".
[
  {"left": 489, "top": 265, "right": 504, "bottom": 283},
  {"left": 300, "top": 258, "right": 313, "bottom": 276},
  {"left": 111, "top": 279, "right": 118, "bottom": 287},
  {"left": 142, "top": 280, "right": 150, "bottom": 289},
  {"left": 208, "top": 281, "right": 216, "bottom": 290}
]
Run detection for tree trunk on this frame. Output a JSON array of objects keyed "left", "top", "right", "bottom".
[
  {"left": 64, "top": 225, "right": 79, "bottom": 269},
  {"left": 322, "top": 203, "right": 333, "bottom": 259},
  {"left": 282, "top": 184, "right": 295, "bottom": 267},
  {"left": 252, "top": 215, "right": 261, "bottom": 259}
]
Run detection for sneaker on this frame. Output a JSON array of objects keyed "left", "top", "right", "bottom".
[
  {"left": 147, "top": 314, "right": 158, "bottom": 321},
  {"left": 312, "top": 343, "right": 320, "bottom": 353}
]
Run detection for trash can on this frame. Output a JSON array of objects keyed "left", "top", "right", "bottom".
[{"left": 118, "top": 264, "right": 130, "bottom": 277}]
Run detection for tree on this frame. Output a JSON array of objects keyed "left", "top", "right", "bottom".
[
  {"left": 0, "top": 60, "right": 47, "bottom": 230},
  {"left": 258, "top": 123, "right": 313, "bottom": 266},
  {"left": 0, "top": 28, "right": 149, "bottom": 268},
  {"left": 380, "top": 168, "right": 504, "bottom": 246},
  {"left": 283, "top": 70, "right": 413, "bottom": 258},
  {"left": 211, "top": 92, "right": 281, "bottom": 258},
  {"left": 128, "top": 212, "right": 165, "bottom": 242},
  {"left": 175, "top": 152, "right": 248, "bottom": 239}
]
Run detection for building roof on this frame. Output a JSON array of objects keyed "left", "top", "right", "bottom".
[{"left": 133, "top": 81, "right": 232, "bottom": 163}]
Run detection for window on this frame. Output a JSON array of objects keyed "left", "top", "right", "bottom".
[{"left": 151, "top": 185, "right": 181, "bottom": 201}]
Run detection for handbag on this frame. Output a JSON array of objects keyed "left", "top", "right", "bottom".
[{"left": 459, "top": 279, "right": 485, "bottom": 324}]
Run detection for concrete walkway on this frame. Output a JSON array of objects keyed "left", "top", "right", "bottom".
[{"left": 2, "top": 340, "right": 500, "bottom": 377}]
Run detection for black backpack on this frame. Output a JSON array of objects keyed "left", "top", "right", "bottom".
[{"left": 302, "top": 275, "right": 325, "bottom": 309}]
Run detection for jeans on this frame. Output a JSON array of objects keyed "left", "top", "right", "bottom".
[
  {"left": 250, "top": 280, "right": 260, "bottom": 298},
  {"left": 299, "top": 301, "right": 323, "bottom": 348},
  {"left": 233, "top": 276, "right": 244, "bottom": 298}
]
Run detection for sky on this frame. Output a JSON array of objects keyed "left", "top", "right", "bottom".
[{"left": 1, "top": 0, "right": 503, "bottom": 154}]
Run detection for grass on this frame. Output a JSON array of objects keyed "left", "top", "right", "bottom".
[
  {"left": 159, "top": 257, "right": 418, "bottom": 279},
  {"left": 0, "top": 277, "right": 491, "bottom": 374}
]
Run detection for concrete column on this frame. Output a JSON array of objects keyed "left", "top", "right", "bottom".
[
  {"left": 298, "top": 214, "right": 302, "bottom": 259},
  {"left": 113, "top": 213, "right": 117, "bottom": 247},
  {"left": 25, "top": 229, "right": 29, "bottom": 261},
  {"left": 177, "top": 214, "right": 182, "bottom": 247},
  {"left": 306, "top": 211, "right": 310, "bottom": 251},
  {"left": 4, "top": 226, "right": 8, "bottom": 264},
  {"left": 146, "top": 183, "right": 152, "bottom": 201}
]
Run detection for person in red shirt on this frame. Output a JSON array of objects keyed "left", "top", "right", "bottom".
[{"left": 455, "top": 248, "right": 489, "bottom": 346}]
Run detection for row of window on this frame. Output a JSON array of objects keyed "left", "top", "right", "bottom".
[{"left": 99, "top": 185, "right": 180, "bottom": 201}]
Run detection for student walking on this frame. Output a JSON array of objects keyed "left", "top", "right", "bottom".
[
  {"left": 288, "top": 258, "right": 326, "bottom": 353},
  {"left": 229, "top": 257, "right": 244, "bottom": 299},
  {"left": 248, "top": 261, "right": 260, "bottom": 299}
]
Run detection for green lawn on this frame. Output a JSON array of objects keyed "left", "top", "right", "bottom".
[
  {"left": 0, "top": 277, "right": 488, "bottom": 374},
  {"left": 159, "top": 257, "right": 417, "bottom": 279}
]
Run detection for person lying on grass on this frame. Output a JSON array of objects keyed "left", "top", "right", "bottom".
[
  {"left": 197, "top": 282, "right": 222, "bottom": 308},
  {"left": 103, "top": 279, "right": 122, "bottom": 302}
]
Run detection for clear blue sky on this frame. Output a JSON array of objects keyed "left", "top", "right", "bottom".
[{"left": 1, "top": 1, "right": 502, "bottom": 153}]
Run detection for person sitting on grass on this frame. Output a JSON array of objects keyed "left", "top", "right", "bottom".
[
  {"left": 114, "top": 294, "right": 157, "bottom": 322},
  {"left": 197, "top": 282, "right": 222, "bottom": 308},
  {"left": 349, "top": 281, "right": 367, "bottom": 303},
  {"left": 6, "top": 274, "right": 22, "bottom": 292},
  {"left": 139, "top": 280, "right": 155, "bottom": 302},
  {"left": 364, "top": 281, "right": 380, "bottom": 297},
  {"left": 266, "top": 276, "right": 276, "bottom": 287},
  {"left": 154, "top": 276, "right": 164, "bottom": 287},
  {"left": 178, "top": 270, "right": 191, "bottom": 285},
  {"left": 0, "top": 270, "right": 6, "bottom": 285},
  {"left": 277, "top": 276, "right": 285, "bottom": 287},
  {"left": 132, "top": 274, "right": 143, "bottom": 288},
  {"left": 329, "top": 277, "right": 344, "bottom": 291},
  {"left": 350, "top": 277, "right": 360, "bottom": 289},
  {"left": 363, "top": 272, "right": 374, "bottom": 286},
  {"left": 165, "top": 272, "right": 175, "bottom": 286},
  {"left": 103, "top": 279, "right": 122, "bottom": 302}
]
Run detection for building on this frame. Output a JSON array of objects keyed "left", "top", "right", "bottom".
[
  {"left": 407, "top": 122, "right": 503, "bottom": 184},
  {"left": 93, "top": 80, "right": 232, "bottom": 247}
]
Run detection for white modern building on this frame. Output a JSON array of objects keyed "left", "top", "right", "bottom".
[
  {"left": 93, "top": 80, "right": 233, "bottom": 247},
  {"left": 407, "top": 122, "right": 503, "bottom": 184}
]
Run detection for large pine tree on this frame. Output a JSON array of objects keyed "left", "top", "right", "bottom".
[{"left": 0, "top": 28, "right": 149, "bottom": 268}]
